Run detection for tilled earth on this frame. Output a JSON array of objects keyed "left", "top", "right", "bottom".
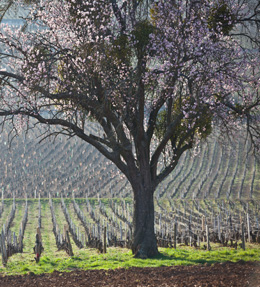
[{"left": 0, "top": 261, "right": 259, "bottom": 287}]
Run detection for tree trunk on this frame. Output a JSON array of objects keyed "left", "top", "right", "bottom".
[{"left": 131, "top": 182, "right": 159, "bottom": 258}]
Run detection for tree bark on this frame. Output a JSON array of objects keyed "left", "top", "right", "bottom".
[{"left": 131, "top": 180, "right": 159, "bottom": 258}]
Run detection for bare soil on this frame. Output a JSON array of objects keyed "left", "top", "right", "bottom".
[{"left": 0, "top": 261, "right": 259, "bottom": 286}]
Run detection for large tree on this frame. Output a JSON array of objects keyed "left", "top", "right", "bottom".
[{"left": 0, "top": 0, "right": 260, "bottom": 258}]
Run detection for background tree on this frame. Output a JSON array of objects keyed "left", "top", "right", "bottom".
[{"left": 0, "top": 0, "right": 260, "bottom": 258}]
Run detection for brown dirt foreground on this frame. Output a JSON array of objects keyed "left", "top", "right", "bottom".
[{"left": 0, "top": 261, "right": 259, "bottom": 287}]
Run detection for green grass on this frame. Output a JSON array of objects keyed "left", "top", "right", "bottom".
[{"left": 1, "top": 245, "right": 260, "bottom": 276}]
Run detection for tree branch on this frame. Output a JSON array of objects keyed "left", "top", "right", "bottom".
[
  {"left": 111, "top": 0, "right": 126, "bottom": 33},
  {"left": 150, "top": 113, "right": 183, "bottom": 178}
]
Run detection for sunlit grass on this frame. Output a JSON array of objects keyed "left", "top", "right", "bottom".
[{"left": 1, "top": 244, "right": 260, "bottom": 276}]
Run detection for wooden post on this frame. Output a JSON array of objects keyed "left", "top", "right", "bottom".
[
  {"left": 202, "top": 216, "right": 205, "bottom": 232},
  {"left": 18, "top": 228, "right": 22, "bottom": 252},
  {"left": 106, "top": 223, "right": 109, "bottom": 243},
  {"left": 0, "top": 233, "right": 7, "bottom": 266},
  {"left": 120, "top": 222, "right": 122, "bottom": 241},
  {"left": 206, "top": 225, "right": 211, "bottom": 251},
  {"left": 66, "top": 230, "right": 74, "bottom": 256},
  {"left": 241, "top": 223, "right": 246, "bottom": 250},
  {"left": 37, "top": 227, "right": 42, "bottom": 243},
  {"left": 217, "top": 215, "right": 221, "bottom": 241},
  {"left": 247, "top": 213, "right": 251, "bottom": 243},
  {"left": 174, "top": 221, "right": 177, "bottom": 249},
  {"left": 103, "top": 227, "right": 107, "bottom": 254},
  {"left": 38, "top": 195, "right": 41, "bottom": 228}
]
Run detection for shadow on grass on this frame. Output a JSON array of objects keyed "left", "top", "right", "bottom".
[{"left": 152, "top": 251, "right": 219, "bottom": 266}]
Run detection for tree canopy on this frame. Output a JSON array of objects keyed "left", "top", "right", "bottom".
[{"left": 0, "top": 0, "right": 260, "bottom": 258}]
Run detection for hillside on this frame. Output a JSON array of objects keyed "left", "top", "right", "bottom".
[{"left": 0, "top": 124, "right": 259, "bottom": 199}]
